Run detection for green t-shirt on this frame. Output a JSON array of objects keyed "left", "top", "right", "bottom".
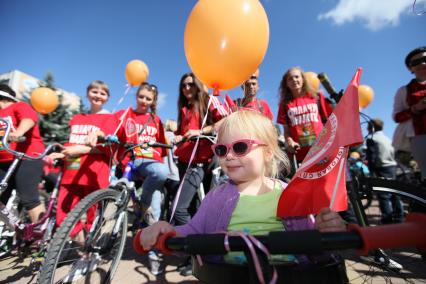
[{"left": 225, "top": 182, "right": 296, "bottom": 264}]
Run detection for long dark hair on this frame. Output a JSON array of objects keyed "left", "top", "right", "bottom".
[{"left": 177, "top": 73, "right": 212, "bottom": 128}]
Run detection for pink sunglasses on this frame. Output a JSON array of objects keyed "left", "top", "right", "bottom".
[{"left": 211, "top": 139, "right": 266, "bottom": 158}]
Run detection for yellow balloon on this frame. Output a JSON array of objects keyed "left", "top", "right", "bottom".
[
  {"left": 304, "top": 71, "right": 320, "bottom": 92},
  {"left": 358, "top": 85, "right": 374, "bottom": 109},
  {"left": 125, "top": 60, "right": 149, "bottom": 86},
  {"left": 30, "top": 87, "right": 59, "bottom": 114},
  {"left": 184, "top": 0, "right": 269, "bottom": 90}
]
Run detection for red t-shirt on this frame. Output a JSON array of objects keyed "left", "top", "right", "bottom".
[
  {"left": 115, "top": 109, "right": 167, "bottom": 163},
  {"left": 235, "top": 98, "right": 274, "bottom": 120},
  {"left": 175, "top": 96, "right": 228, "bottom": 163},
  {"left": 406, "top": 79, "right": 426, "bottom": 135},
  {"left": 277, "top": 93, "right": 329, "bottom": 161},
  {"left": 60, "top": 113, "right": 117, "bottom": 188},
  {"left": 0, "top": 102, "right": 45, "bottom": 162}
]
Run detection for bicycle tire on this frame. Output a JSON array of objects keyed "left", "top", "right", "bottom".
[
  {"left": 38, "top": 188, "right": 128, "bottom": 284},
  {"left": 345, "top": 177, "right": 426, "bottom": 283}
]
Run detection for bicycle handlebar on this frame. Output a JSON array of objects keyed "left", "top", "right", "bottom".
[
  {"left": 134, "top": 213, "right": 426, "bottom": 256},
  {"left": 0, "top": 117, "right": 62, "bottom": 160}
]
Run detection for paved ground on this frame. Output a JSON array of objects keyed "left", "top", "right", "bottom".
[{"left": 1, "top": 201, "right": 425, "bottom": 283}]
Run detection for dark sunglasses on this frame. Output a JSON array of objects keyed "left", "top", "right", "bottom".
[
  {"left": 211, "top": 139, "right": 266, "bottom": 158},
  {"left": 410, "top": 56, "right": 426, "bottom": 67},
  {"left": 182, "top": 82, "right": 196, "bottom": 89}
]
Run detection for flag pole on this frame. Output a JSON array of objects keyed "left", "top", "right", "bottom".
[{"left": 329, "top": 147, "right": 348, "bottom": 210}]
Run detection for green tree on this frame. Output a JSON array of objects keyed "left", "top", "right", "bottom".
[{"left": 25, "top": 73, "right": 85, "bottom": 143}]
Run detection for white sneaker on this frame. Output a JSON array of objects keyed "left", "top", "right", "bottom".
[
  {"left": 62, "top": 253, "right": 101, "bottom": 283},
  {"left": 148, "top": 251, "right": 164, "bottom": 276}
]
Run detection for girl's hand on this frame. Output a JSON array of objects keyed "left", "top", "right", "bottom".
[
  {"left": 173, "top": 135, "right": 184, "bottom": 144},
  {"left": 286, "top": 139, "right": 300, "bottom": 154},
  {"left": 140, "top": 221, "right": 175, "bottom": 250},
  {"left": 47, "top": 152, "right": 66, "bottom": 160},
  {"left": 315, "top": 207, "right": 347, "bottom": 232},
  {"left": 61, "top": 145, "right": 92, "bottom": 158},
  {"left": 184, "top": 129, "right": 201, "bottom": 139},
  {"left": 86, "top": 130, "right": 105, "bottom": 147},
  {"left": 8, "top": 131, "right": 23, "bottom": 142}
]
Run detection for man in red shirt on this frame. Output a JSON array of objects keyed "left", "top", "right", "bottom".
[{"left": 234, "top": 74, "right": 274, "bottom": 120}]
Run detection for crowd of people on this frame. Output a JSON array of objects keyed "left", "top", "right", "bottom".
[{"left": 0, "top": 45, "right": 425, "bottom": 280}]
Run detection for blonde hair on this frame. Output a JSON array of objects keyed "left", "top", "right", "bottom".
[
  {"left": 217, "top": 110, "right": 290, "bottom": 178},
  {"left": 165, "top": 119, "right": 177, "bottom": 132},
  {"left": 87, "top": 80, "right": 110, "bottom": 97}
]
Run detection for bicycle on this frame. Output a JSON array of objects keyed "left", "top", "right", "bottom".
[
  {"left": 38, "top": 135, "right": 173, "bottom": 284},
  {"left": 0, "top": 117, "right": 62, "bottom": 270},
  {"left": 133, "top": 213, "right": 426, "bottom": 284}
]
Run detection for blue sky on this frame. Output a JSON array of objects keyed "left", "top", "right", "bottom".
[{"left": 1, "top": 0, "right": 425, "bottom": 138}]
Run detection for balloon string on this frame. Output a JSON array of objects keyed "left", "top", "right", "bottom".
[
  {"left": 412, "top": 0, "right": 426, "bottom": 15},
  {"left": 112, "top": 84, "right": 132, "bottom": 113},
  {"left": 223, "top": 231, "right": 277, "bottom": 284},
  {"left": 169, "top": 94, "right": 214, "bottom": 223}
]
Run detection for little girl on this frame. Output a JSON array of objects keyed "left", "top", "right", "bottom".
[{"left": 139, "top": 110, "right": 345, "bottom": 253}]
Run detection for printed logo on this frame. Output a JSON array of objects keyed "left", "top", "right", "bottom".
[
  {"left": 298, "top": 147, "right": 345, "bottom": 180},
  {"left": 125, "top": 118, "right": 137, "bottom": 137},
  {"left": 299, "top": 113, "right": 338, "bottom": 172}
]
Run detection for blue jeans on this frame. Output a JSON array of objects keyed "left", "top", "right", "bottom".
[
  {"left": 133, "top": 159, "right": 168, "bottom": 222},
  {"left": 374, "top": 166, "right": 404, "bottom": 223}
]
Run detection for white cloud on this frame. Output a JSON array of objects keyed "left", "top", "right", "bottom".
[
  {"left": 318, "top": 0, "right": 426, "bottom": 31},
  {"left": 157, "top": 92, "right": 167, "bottom": 109}
]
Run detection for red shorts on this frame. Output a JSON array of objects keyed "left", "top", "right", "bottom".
[{"left": 56, "top": 184, "right": 102, "bottom": 237}]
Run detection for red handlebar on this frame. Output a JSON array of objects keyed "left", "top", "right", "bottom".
[
  {"left": 133, "top": 213, "right": 426, "bottom": 256},
  {"left": 133, "top": 229, "right": 177, "bottom": 255},
  {"left": 348, "top": 212, "right": 426, "bottom": 256}
]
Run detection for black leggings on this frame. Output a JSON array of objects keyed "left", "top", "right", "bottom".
[
  {"left": 0, "top": 159, "right": 43, "bottom": 210},
  {"left": 172, "top": 162, "right": 213, "bottom": 226}
]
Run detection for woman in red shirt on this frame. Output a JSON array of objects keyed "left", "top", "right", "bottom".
[
  {"left": 115, "top": 82, "right": 168, "bottom": 225},
  {"left": 0, "top": 84, "right": 46, "bottom": 223},
  {"left": 172, "top": 73, "right": 228, "bottom": 226},
  {"left": 277, "top": 67, "right": 330, "bottom": 164}
]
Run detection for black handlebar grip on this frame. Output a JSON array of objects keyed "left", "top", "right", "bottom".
[
  {"left": 185, "top": 234, "right": 228, "bottom": 255},
  {"left": 148, "top": 141, "right": 173, "bottom": 149},
  {"left": 268, "top": 230, "right": 324, "bottom": 254}
]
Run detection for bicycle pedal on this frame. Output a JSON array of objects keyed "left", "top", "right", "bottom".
[{"left": 374, "top": 255, "right": 403, "bottom": 271}]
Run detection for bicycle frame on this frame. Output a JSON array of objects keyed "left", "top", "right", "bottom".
[{"left": 0, "top": 117, "right": 62, "bottom": 250}]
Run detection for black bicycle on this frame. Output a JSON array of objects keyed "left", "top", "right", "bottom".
[{"left": 134, "top": 213, "right": 426, "bottom": 284}]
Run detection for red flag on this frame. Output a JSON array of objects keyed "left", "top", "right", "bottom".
[{"left": 277, "top": 68, "right": 364, "bottom": 218}]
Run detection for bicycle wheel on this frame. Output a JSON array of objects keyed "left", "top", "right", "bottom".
[
  {"left": 345, "top": 177, "right": 426, "bottom": 283},
  {"left": 38, "top": 188, "right": 128, "bottom": 284}
]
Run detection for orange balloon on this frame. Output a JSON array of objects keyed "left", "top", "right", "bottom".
[
  {"left": 125, "top": 60, "right": 149, "bottom": 86},
  {"left": 304, "top": 71, "right": 320, "bottom": 92},
  {"left": 30, "top": 87, "right": 59, "bottom": 114},
  {"left": 358, "top": 85, "right": 374, "bottom": 109},
  {"left": 184, "top": 0, "right": 269, "bottom": 90}
]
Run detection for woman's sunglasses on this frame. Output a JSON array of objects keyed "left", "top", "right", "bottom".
[
  {"left": 182, "top": 82, "right": 196, "bottom": 89},
  {"left": 211, "top": 139, "right": 266, "bottom": 158},
  {"left": 410, "top": 56, "right": 426, "bottom": 67}
]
